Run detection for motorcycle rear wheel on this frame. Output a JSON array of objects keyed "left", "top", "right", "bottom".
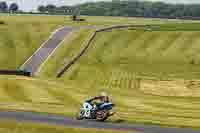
[{"left": 96, "top": 110, "right": 109, "bottom": 121}]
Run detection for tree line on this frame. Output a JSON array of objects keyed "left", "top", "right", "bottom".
[
  {"left": 0, "top": 1, "right": 19, "bottom": 13},
  {"left": 1, "top": 0, "right": 200, "bottom": 19},
  {"left": 38, "top": 1, "right": 200, "bottom": 19},
  {"left": 38, "top": 5, "right": 75, "bottom": 15}
]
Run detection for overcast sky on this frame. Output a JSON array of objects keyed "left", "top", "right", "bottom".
[{"left": 1, "top": 0, "right": 200, "bottom": 11}]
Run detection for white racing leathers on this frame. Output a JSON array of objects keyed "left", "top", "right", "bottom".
[{"left": 83, "top": 102, "right": 93, "bottom": 118}]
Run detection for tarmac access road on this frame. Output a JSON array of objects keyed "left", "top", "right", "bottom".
[{"left": 21, "top": 27, "right": 73, "bottom": 75}]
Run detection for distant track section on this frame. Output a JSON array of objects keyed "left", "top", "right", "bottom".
[{"left": 21, "top": 27, "right": 73, "bottom": 76}]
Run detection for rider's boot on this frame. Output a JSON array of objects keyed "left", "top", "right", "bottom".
[{"left": 109, "top": 111, "right": 115, "bottom": 116}]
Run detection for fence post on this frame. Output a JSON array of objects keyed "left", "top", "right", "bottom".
[{"left": 134, "top": 76, "right": 141, "bottom": 90}]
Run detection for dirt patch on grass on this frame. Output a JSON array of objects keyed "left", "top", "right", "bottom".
[{"left": 140, "top": 79, "right": 200, "bottom": 97}]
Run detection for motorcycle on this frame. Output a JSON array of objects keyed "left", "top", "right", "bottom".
[{"left": 76, "top": 101, "right": 115, "bottom": 121}]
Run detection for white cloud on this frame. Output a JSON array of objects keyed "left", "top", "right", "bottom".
[{"left": 145, "top": 0, "right": 200, "bottom": 4}]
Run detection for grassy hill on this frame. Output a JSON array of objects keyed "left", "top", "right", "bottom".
[
  {"left": 0, "top": 15, "right": 190, "bottom": 69},
  {"left": 1, "top": 15, "right": 200, "bottom": 129},
  {"left": 61, "top": 23, "right": 200, "bottom": 82}
]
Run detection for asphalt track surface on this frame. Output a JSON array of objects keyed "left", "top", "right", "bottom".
[
  {"left": 21, "top": 26, "right": 73, "bottom": 75},
  {"left": 0, "top": 111, "right": 199, "bottom": 133}
]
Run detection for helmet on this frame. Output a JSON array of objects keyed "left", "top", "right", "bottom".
[{"left": 100, "top": 92, "right": 108, "bottom": 97}]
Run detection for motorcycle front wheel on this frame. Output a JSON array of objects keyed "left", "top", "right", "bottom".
[{"left": 76, "top": 109, "right": 85, "bottom": 120}]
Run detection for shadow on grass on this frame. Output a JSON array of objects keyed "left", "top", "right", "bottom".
[
  {"left": 107, "top": 119, "right": 127, "bottom": 124},
  {"left": 0, "top": 20, "right": 5, "bottom": 25},
  {"left": 113, "top": 119, "right": 126, "bottom": 123}
]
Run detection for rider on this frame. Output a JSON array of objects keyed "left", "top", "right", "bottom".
[
  {"left": 83, "top": 92, "right": 110, "bottom": 118},
  {"left": 87, "top": 92, "right": 110, "bottom": 104}
]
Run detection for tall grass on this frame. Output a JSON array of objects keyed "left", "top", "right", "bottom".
[{"left": 1, "top": 76, "right": 200, "bottom": 128}]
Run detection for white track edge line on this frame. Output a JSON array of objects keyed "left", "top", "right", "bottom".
[
  {"left": 35, "top": 29, "right": 75, "bottom": 75},
  {"left": 19, "top": 26, "right": 68, "bottom": 69}
]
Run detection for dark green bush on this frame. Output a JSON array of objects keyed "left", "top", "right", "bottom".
[{"left": 0, "top": 20, "right": 5, "bottom": 24}]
